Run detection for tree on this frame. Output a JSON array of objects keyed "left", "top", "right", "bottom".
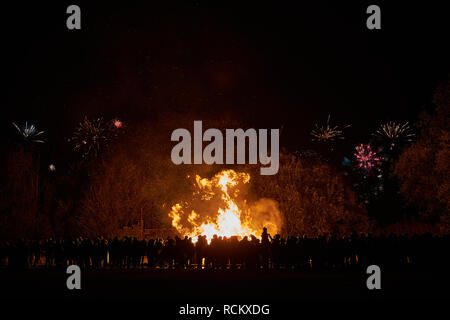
[
  {"left": 0, "top": 147, "right": 50, "bottom": 239},
  {"left": 394, "top": 80, "right": 450, "bottom": 232},
  {"left": 253, "top": 153, "right": 371, "bottom": 237},
  {"left": 76, "top": 115, "right": 248, "bottom": 237},
  {"left": 77, "top": 116, "right": 371, "bottom": 238}
]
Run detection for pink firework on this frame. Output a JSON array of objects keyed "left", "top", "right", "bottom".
[
  {"left": 113, "top": 119, "right": 123, "bottom": 128},
  {"left": 354, "top": 144, "right": 381, "bottom": 170}
]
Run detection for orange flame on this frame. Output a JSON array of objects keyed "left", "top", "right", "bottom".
[{"left": 169, "top": 169, "right": 281, "bottom": 243}]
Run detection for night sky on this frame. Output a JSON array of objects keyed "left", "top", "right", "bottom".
[{"left": 2, "top": 1, "right": 448, "bottom": 156}]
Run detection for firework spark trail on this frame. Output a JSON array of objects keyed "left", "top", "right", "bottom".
[
  {"left": 12, "top": 122, "right": 45, "bottom": 143},
  {"left": 311, "top": 114, "right": 350, "bottom": 142},
  {"left": 373, "top": 121, "right": 415, "bottom": 149},
  {"left": 354, "top": 143, "right": 381, "bottom": 171},
  {"left": 70, "top": 117, "right": 107, "bottom": 158},
  {"left": 69, "top": 117, "right": 123, "bottom": 158}
]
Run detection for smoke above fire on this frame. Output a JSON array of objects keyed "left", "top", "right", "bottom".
[{"left": 169, "top": 169, "right": 282, "bottom": 242}]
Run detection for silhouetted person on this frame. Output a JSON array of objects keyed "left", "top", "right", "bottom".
[{"left": 261, "top": 228, "right": 271, "bottom": 269}]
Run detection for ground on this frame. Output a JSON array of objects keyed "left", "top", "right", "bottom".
[{"left": 0, "top": 268, "right": 447, "bottom": 301}]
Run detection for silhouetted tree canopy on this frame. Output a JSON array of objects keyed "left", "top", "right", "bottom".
[
  {"left": 253, "top": 153, "right": 371, "bottom": 237},
  {"left": 394, "top": 80, "right": 450, "bottom": 233}
]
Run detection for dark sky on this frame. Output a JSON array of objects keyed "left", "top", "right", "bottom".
[{"left": 2, "top": 1, "right": 448, "bottom": 154}]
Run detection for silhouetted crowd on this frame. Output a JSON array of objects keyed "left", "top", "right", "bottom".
[{"left": 1, "top": 228, "right": 448, "bottom": 271}]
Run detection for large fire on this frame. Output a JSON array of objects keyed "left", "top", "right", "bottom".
[{"left": 169, "top": 169, "right": 282, "bottom": 243}]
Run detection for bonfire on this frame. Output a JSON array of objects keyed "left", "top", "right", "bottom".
[{"left": 169, "top": 169, "right": 282, "bottom": 243}]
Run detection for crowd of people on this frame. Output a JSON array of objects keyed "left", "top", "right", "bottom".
[{"left": 1, "top": 228, "right": 448, "bottom": 271}]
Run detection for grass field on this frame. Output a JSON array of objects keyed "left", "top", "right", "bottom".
[{"left": 0, "top": 268, "right": 447, "bottom": 301}]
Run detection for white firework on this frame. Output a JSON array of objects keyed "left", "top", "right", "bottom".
[
  {"left": 69, "top": 117, "right": 109, "bottom": 158},
  {"left": 12, "top": 122, "right": 45, "bottom": 143},
  {"left": 311, "top": 114, "right": 350, "bottom": 142},
  {"left": 69, "top": 117, "right": 124, "bottom": 158},
  {"left": 373, "top": 121, "right": 415, "bottom": 149}
]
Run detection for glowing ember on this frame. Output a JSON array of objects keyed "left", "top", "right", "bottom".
[{"left": 169, "top": 169, "right": 281, "bottom": 243}]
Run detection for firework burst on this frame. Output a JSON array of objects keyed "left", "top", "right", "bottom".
[
  {"left": 373, "top": 121, "right": 415, "bottom": 150},
  {"left": 69, "top": 117, "right": 125, "bottom": 158},
  {"left": 354, "top": 143, "right": 381, "bottom": 171},
  {"left": 113, "top": 118, "right": 123, "bottom": 129},
  {"left": 12, "top": 122, "right": 45, "bottom": 143},
  {"left": 70, "top": 117, "right": 110, "bottom": 158},
  {"left": 311, "top": 114, "right": 350, "bottom": 142}
]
